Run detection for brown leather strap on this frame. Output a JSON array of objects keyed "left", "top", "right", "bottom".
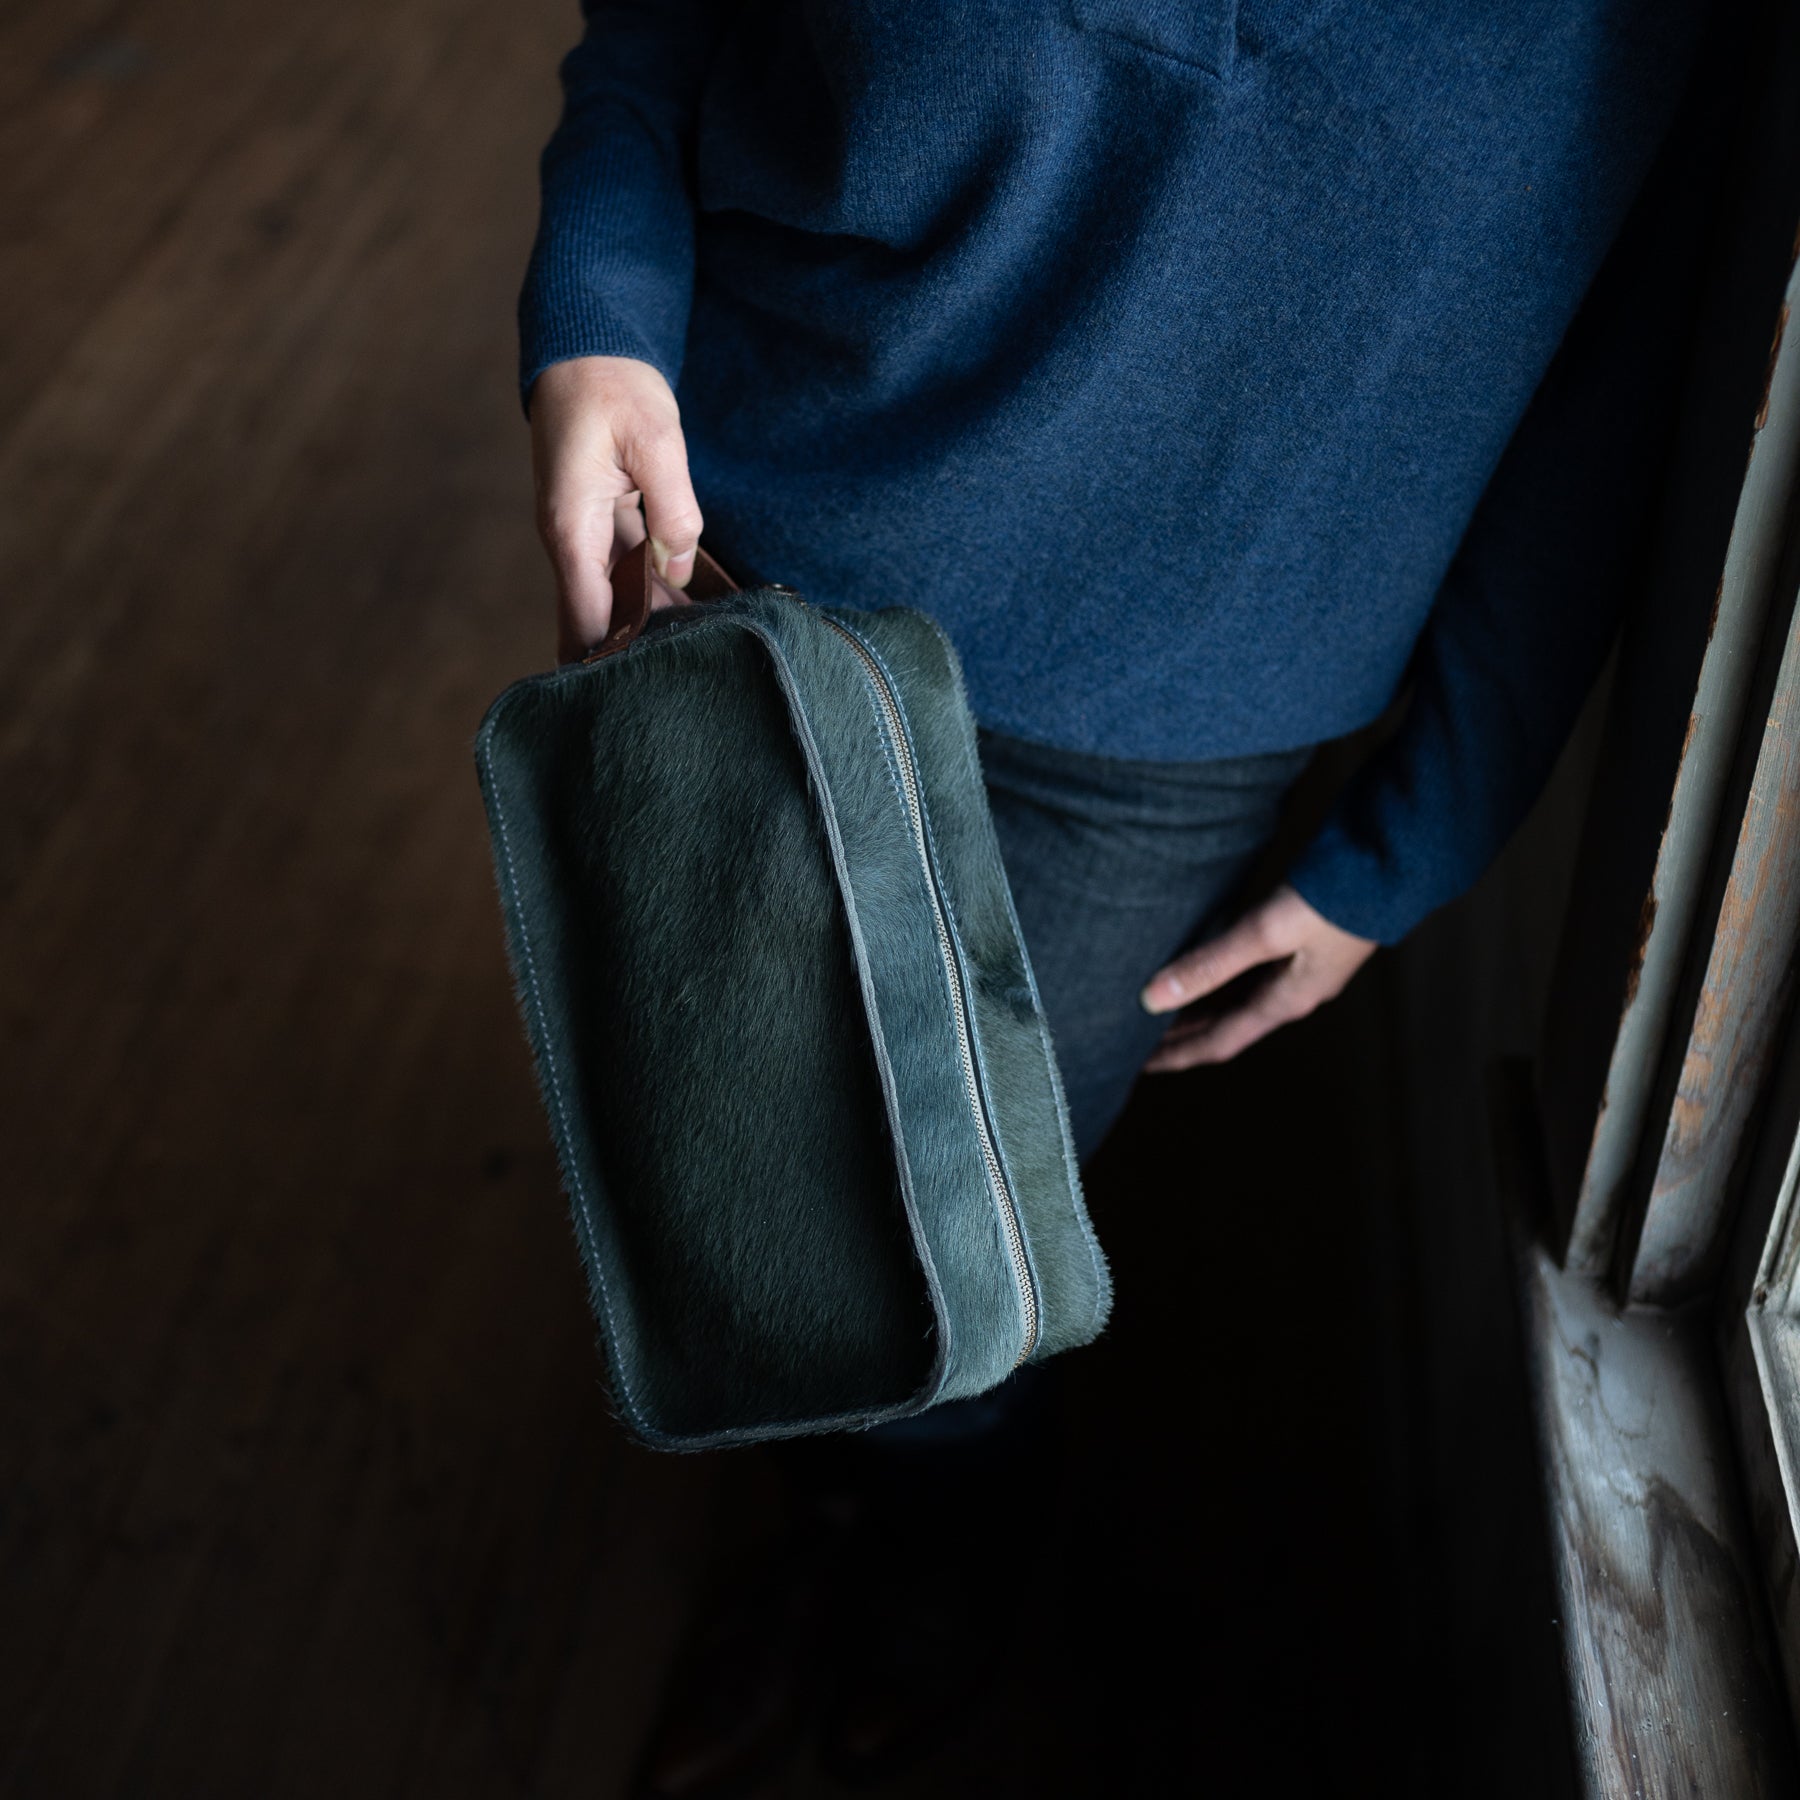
[{"left": 583, "top": 538, "right": 740, "bottom": 663}]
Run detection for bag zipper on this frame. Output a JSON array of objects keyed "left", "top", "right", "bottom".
[{"left": 818, "top": 612, "right": 1041, "bottom": 1365}]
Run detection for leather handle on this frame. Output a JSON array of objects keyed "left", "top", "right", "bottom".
[{"left": 583, "top": 538, "right": 740, "bottom": 663}]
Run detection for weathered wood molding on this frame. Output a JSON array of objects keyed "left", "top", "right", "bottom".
[
  {"left": 1567, "top": 245, "right": 1800, "bottom": 1281},
  {"left": 1501, "top": 1067, "right": 1799, "bottom": 1796},
  {"left": 1627, "top": 553, "right": 1800, "bottom": 1304}
]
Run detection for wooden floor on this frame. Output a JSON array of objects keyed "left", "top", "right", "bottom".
[{"left": 0, "top": 2, "right": 1565, "bottom": 1794}]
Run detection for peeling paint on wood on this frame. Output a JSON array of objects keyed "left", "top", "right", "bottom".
[
  {"left": 1630, "top": 598, "right": 1800, "bottom": 1303},
  {"left": 1622, "top": 891, "right": 1659, "bottom": 1010},
  {"left": 1567, "top": 250, "right": 1800, "bottom": 1280}
]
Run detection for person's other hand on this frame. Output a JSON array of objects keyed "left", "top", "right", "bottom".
[
  {"left": 529, "top": 355, "right": 704, "bottom": 662},
  {"left": 1138, "top": 883, "right": 1376, "bottom": 1069}
]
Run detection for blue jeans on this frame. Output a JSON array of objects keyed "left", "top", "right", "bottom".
[
  {"left": 861, "top": 726, "right": 1311, "bottom": 1448},
  {"left": 982, "top": 725, "right": 1310, "bottom": 1161}
]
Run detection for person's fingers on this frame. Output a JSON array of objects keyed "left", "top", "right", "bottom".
[
  {"left": 623, "top": 412, "right": 704, "bottom": 593},
  {"left": 534, "top": 397, "right": 626, "bottom": 656},
  {"left": 1140, "top": 907, "right": 1278, "bottom": 1014},
  {"left": 1141, "top": 888, "right": 1378, "bottom": 1068},
  {"left": 607, "top": 493, "right": 680, "bottom": 615},
  {"left": 529, "top": 356, "right": 700, "bottom": 661},
  {"left": 612, "top": 491, "right": 647, "bottom": 555},
  {"left": 1144, "top": 973, "right": 1318, "bottom": 1070},
  {"left": 541, "top": 488, "right": 616, "bottom": 663},
  {"left": 602, "top": 493, "right": 683, "bottom": 612}
]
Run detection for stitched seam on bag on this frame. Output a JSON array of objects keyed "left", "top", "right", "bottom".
[
  {"left": 826, "top": 615, "right": 1037, "bottom": 1375},
  {"left": 477, "top": 708, "right": 654, "bottom": 1437},
  {"left": 822, "top": 623, "right": 994, "bottom": 1086},
  {"left": 857, "top": 633, "right": 1047, "bottom": 1331},
  {"left": 883, "top": 617, "right": 1108, "bottom": 1320},
  {"left": 810, "top": 612, "right": 1016, "bottom": 1393},
  {"left": 926, "top": 634, "right": 1107, "bottom": 1338},
  {"left": 742, "top": 619, "right": 957, "bottom": 1407},
  {"left": 908, "top": 614, "right": 1111, "bottom": 1335}
]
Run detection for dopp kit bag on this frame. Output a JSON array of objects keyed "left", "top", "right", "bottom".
[{"left": 475, "top": 541, "right": 1111, "bottom": 1449}]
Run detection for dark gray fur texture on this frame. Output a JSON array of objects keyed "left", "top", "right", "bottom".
[
  {"left": 476, "top": 590, "right": 1110, "bottom": 1450},
  {"left": 841, "top": 606, "right": 1112, "bottom": 1358}
]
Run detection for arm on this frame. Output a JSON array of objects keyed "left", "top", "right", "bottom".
[
  {"left": 520, "top": 0, "right": 721, "bottom": 657},
  {"left": 1142, "top": 68, "right": 1716, "bottom": 1065},
  {"left": 521, "top": 0, "right": 719, "bottom": 399},
  {"left": 1138, "top": 347, "right": 1665, "bottom": 1065}
]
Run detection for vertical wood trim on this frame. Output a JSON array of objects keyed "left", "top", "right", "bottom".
[
  {"left": 1567, "top": 255, "right": 1800, "bottom": 1275},
  {"left": 1628, "top": 573, "right": 1800, "bottom": 1303}
]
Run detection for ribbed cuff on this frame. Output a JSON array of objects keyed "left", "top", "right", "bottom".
[
  {"left": 1285, "top": 815, "right": 1428, "bottom": 948},
  {"left": 518, "top": 293, "right": 679, "bottom": 416}
]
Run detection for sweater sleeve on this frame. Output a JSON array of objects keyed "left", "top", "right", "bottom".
[
  {"left": 517, "top": 0, "right": 721, "bottom": 407},
  {"left": 1285, "top": 75, "right": 1716, "bottom": 948}
]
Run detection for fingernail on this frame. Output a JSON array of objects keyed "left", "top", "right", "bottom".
[
  {"left": 1139, "top": 980, "right": 1171, "bottom": 1013},
  {"left": 649, "top": 539, "right": 697, "bottom": 589}
]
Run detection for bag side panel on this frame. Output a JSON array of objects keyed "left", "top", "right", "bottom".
[
  {"left": 475, "top": 623, "right": 935, "bottom": 1446},
  {"left": 743, "top": 599, "right": 1034, "bottom": 1399},
  {"left": 837, "top": 608, "right": 1113, "bottom": 1358}
]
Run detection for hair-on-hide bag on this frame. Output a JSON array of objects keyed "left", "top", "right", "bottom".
[{"left": 474, "top": 539, "right": 1111, "bottom": 1449}]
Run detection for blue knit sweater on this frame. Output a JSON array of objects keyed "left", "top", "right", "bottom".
[{"left": 519, "top": 0, "right": 1704, "bottom": 942}]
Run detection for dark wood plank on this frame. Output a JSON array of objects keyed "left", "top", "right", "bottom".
[{"left": 0, "top": 0, "right": 722, "bottom": 1790}]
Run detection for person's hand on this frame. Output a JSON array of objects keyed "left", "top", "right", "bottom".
[
  {"left": 1138, "top": 883, "right": 1376, "bottom": 1069},
  {"left": 529, "top": 355, "right": 704, "bottom": 662}
]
